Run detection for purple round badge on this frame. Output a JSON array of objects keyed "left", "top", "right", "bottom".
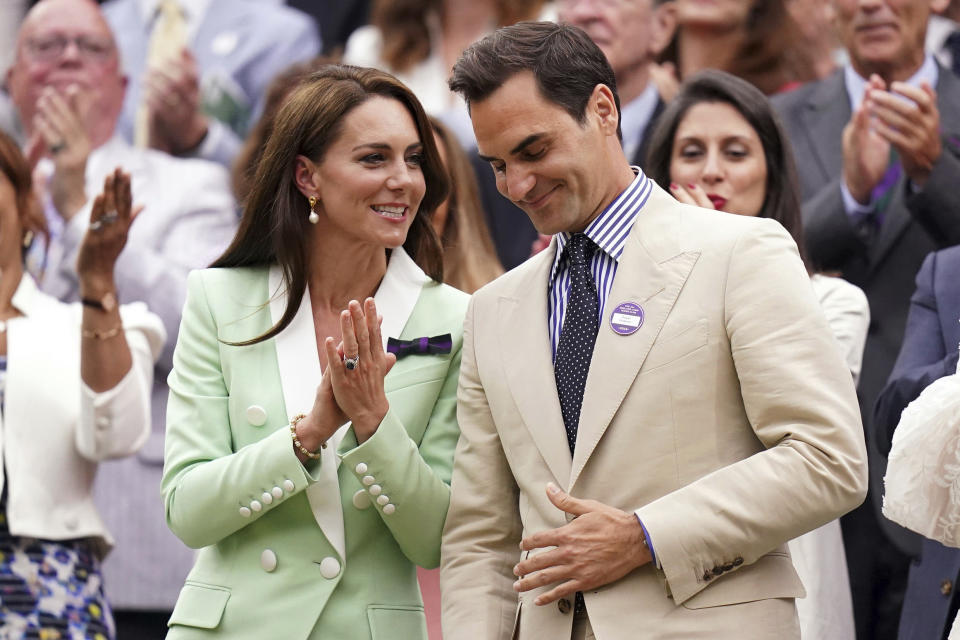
[{"left": 610, "top": 302, "right": 644, "bottom": 336}]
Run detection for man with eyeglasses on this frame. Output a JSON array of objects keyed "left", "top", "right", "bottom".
[{"left": 5, "top": 1, "right": 237, "bottom": 637}]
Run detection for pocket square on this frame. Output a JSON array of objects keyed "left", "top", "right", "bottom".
[{"left": 387, "top": 334, "right": 452, "bottom": 359}]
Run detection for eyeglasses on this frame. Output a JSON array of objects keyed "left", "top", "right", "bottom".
[{"left": 24, "top": 34, "right": 114, "bottom": 64}]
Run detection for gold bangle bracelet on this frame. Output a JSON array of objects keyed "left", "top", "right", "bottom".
[
  {"left": 290, "top": 413, "right": 326, "bottom": 460},
  {"left": 81, "top": 324, "right": 123, "bottom": 340}
]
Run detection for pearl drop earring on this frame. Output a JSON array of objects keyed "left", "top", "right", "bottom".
[{"left": 308, "top": 196, "right": 319, "bottom": 224}]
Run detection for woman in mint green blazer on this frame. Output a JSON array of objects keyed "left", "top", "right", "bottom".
[{"left": 162, "top": 65, "right": 469, "bottom": 640}]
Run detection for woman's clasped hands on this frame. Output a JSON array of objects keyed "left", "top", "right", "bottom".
[{"left": 294, "top": 298, "right": 397, "bottom": 461}]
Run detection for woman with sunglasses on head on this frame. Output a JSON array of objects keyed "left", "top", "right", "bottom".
[{"left": 162, "top": 65, "right": 469, "bottom": 640}]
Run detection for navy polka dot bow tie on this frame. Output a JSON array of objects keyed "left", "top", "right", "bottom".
[
  {"left": 387, "top": 334, "right": 452, "bottom": 359},
  {"left": 554, "top": 233, "right": 599, "bottom": 456}
]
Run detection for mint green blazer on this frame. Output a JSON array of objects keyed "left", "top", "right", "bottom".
[{"left": 162, "top": 249, "right": 469, "bottom": 639}]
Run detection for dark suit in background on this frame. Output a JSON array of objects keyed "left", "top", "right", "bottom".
[
  {"left": 875, "top": 246, "right": 960, "bottom": 640},
  {"left": 774, "top": 65, "right": 960, "bottom": 638}
]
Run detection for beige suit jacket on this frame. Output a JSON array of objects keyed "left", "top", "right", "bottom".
[{"left": 440, "top": 184, "right": 868, "bottom": 640}]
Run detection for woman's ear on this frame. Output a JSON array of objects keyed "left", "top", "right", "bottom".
[{"left": 293, "top": 154, "right": 319, "bottom": 198}]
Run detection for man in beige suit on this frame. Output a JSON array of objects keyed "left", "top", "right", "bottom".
[{"left": 440, "top": 22, "right": 868, "bottom": 640}]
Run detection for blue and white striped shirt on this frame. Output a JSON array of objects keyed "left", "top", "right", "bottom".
[{"left": 548, "top": 169, "right": 653, "bottom": 360}]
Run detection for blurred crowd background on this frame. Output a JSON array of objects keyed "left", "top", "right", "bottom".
[{"left": 1, "top": 0, "right": 959, "bottom": 638}]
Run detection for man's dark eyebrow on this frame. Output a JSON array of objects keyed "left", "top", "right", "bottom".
[
  {"left": 510, "top": 133, "right": 546, "bottom": 156},
  {"left": 477, "top": 133, "right": 547, "bottom": 164}
]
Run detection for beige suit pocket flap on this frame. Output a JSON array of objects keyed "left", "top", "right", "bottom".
[
  {"left": 681, "top": 552, "right": 804, "bottom": 610},
  {"left": 168, "top": 582, "right": 231, "bottom": 629},
  {"left": 642, "top": 319, "right": 708, "bottom": 372},
  {"left": 367, "top": 604, "right": 427, "bottom": 639}
]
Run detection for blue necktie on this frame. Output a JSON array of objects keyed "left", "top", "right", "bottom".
[{"left": 554, "top": 234, "right": 599, "bottom": 456}]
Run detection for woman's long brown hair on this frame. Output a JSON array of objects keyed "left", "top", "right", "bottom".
[
  {"left": 212, "top": 64, "right": 449, "bottom": 346},
  {"left": 0, "top": 130, "right": 46, "bottom": 260}
]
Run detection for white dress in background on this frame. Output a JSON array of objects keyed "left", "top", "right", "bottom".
[
  {"left": 789, "top": 274, "right": 867, "bottom": 640},
  {"left": 884, "top": 339, "right": 960, "bottom": 640}
]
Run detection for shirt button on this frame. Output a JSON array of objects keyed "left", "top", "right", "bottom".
[
  {"left": 260, "top": 549, "right": 277, "bottom": 572},
  {"left": 942, "top": 579, "right": 953, "bottom": 596},
  {"left": 250, "top": 500, "right": 262, "bottom": 512},
  {"left": 272, "top": 486, "right": 283, "bottom": 499},
  {"left": 319, "top": 557, "right": 341, "bottom": 579},
  {"left": 382, "top": 504, "right": 396, "bottom": 515},
  {"left": 369, "top": 484, "right": 382, "bottom": 496},
  {"left": 246, "top": 405, "right": 267, "bottom": 426},
  {"left": 376, "top": 495, "right": 390, "bottom": 506},
  {"left": 283, "top": 479, "right": 295, "bottom": 493},
  {"left": 362, "top": 475, "right": 375, "bottom": 486},
  {"left": 355, "top": 463, "right": 368, "bottom": 474},
  {"left": 239, "top": 506, "right": 252, "bottom": 518},
  {"left": 261, "top": 492, "right": 273, "bottom": 505}
]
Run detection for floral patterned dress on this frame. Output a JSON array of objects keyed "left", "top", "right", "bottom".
[{"left": 0, "top": 356, "right": 115, "bottom": 640}]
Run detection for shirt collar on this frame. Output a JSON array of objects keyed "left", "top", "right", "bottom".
[
  {"left": 550, "top": 168, "right": 649, "bottom": 284},
  {"left": 620, "top": 83, "right": 660, "bottom": 162},
  {"left": 844, "top": 54, "right": 939, "bottom": 112}
]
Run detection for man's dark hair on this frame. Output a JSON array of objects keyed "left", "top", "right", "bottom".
[{"left": 448, "top": 21, "right": 622, "bottom": 139}]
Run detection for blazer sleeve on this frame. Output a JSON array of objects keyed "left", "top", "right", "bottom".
[
  {"left": 813, "top": 276, "right": 870, "bottom": 385},
  {"left": 440, "top": 297, "right": 524, "bottom": 640},
  {"left": 636, "top": 220, "right": 869, "bottom": 604},
  {"left": 904, "top": 137, "right": 960, "bottom": 247},
  {"left": 162, "top": 271, "right": 324, "bottom": 549},
  {"left": 76, "top": 301, "right": 166, "bottom": 461},
  {"left": 339, "top": 337, "right": 464, "bottom": 569},
  {"left": 874, "top": 251, "right": 958, "bottom": 455}
]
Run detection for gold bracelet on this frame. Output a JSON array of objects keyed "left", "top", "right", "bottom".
[
  {"left": 81, "top": 324, "right": 123, "bottom": 340},
  {"left": 290, "top": 413, "right": 325, "bottom": 460}
]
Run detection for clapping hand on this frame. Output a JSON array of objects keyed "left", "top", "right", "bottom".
[
  {"left": 77, "top": 168, "right": 140, "bottom": 296},
  {"left": 866, "top": 78, "right": 942, "bottom": 188},
  {"left": 293, "top": 299, "right": 397, "bottom": 459},
  {"left": 325, "top": 298, "right": 397, "bottom": 443},
  {"left": 843, "top": 74, "right": 891, "bottom": 205},
  {"left": 143, "top": 48, "right": 209, "bottom": 154},
  {"left": 27, "top": 84, "right": 93, "bottom": 220}
]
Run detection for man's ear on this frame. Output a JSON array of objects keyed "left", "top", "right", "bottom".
[
  {"left": 293, "top": 155, "right": 319, "bottom": 198},
  {"left": 591, "top": 83, "right": 620, "bottom": 137},
  {"left": 650, "top": 1, "right": 678, "bottom": 56}
]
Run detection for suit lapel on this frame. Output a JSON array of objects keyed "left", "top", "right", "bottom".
[
  {"left": 801, "top": 71, "right": 848, "bottom": 182},
  {"left": 268, "top": 266, "right": 348, "bottom": 559},
  {"left": 499, "top": 243, "right": 573, "bottom": 487},
  {"left": 377, "top": 248, "right": 431, "bottom": 352},
  {"left": 570, "top": 186, "right": 699, "bottom": 489}
]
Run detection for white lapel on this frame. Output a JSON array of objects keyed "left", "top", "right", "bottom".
[
  {"left": 266, "top": 247, "right": 428, "bottom": 560},
  {"left": 376, "top": 248, "right": 431, "bottom": 347},
  {"left": 268, "top": 265, "right": 348, "bottom": 559}
]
